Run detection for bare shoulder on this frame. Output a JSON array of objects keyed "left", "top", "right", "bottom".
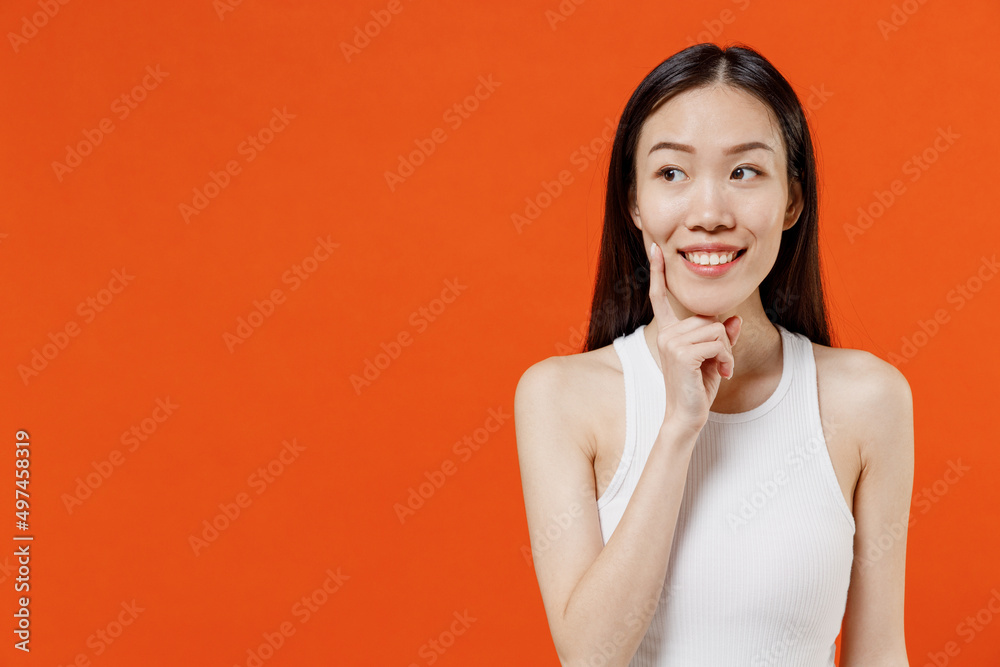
[
  {"left": 811, "top": 341, "right": 913, "bottom": 466},
  {"left": 514, "top": 344, "right": 622, "bottom": 460}
]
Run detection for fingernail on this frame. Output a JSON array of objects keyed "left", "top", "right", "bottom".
[{"left": 650, "top": 242, "right": 657, "bottom": 256}]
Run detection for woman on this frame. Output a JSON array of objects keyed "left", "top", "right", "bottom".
[{"left": 514, "top": 43, "right": 913, "bottom": 666}]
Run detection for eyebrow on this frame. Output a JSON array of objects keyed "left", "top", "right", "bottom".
[{"left": 647, "top": 140, "right": 774, "bottom": 156}]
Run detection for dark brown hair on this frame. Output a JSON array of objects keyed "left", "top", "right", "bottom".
[{"left": 584, "top": 42, "right": 831, "bottom": 352}]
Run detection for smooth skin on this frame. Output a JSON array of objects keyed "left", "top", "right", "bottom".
[{"left": 515, "top": 83, "right": 913, "bottom": 665}]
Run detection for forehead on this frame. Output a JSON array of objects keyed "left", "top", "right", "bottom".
[{"left": 637, "top": 84, "right": 785, "bottom": 158}]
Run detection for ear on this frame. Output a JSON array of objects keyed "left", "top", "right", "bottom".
[
  {"left": 629, "top": 185, "right": 642, "bottom": 231},
  {"left": 783, "top": 177, "right": 804, "bottom": 231}
]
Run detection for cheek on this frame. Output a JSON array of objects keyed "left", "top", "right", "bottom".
[
  {"left": 741, "top": 199, "right": 786, "bottom": 242},
  {"left": 745, "top": 229, "right": 785, "bottom": 281},
  {"left": 642, "top": 198, "right": 687, "bottom": 235},
  {"left": 740, "top": 191, "right": 783, "bottom": 222}
]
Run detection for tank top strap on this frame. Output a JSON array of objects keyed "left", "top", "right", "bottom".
[
  {"left": 600, "top": 324, "right": 665, "bottom": 511},
  {"left": 603, "top": 330, "right": 639, "bottom": 511},
  {"left": 786, "top": 325, "right": 858, "bottom": 531}
]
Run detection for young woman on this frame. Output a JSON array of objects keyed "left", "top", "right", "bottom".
[{"left": 514, "top": 43, "right": 914, "bottom": 666}]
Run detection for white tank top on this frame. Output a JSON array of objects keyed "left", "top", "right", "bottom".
[{"left": 597, "top": 322, "right": 855, "bottom": 666}]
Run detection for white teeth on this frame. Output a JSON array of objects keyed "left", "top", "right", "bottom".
[{"left": 683, "top": 250, "right": 740, "bottom": 266}]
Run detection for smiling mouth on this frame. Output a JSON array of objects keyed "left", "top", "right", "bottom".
[{"left": 678, "top": 248, "right": 747, "bottom": 266}]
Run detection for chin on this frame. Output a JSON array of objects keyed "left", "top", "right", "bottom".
[{"left": 674, "top": 295, "right": 744, "bottom": 318}]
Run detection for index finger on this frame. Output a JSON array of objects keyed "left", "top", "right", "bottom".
[{"left": 648, "top": 242, "right": 679, "bottom": 328}]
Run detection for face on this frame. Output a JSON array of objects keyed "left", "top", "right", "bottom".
[{"left": 630, "top": 84, "right": 804, "bottom": 318}]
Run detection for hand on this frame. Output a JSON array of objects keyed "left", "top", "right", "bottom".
[{"left": 648, "top": 241, "right": 742, "bottom": 435}]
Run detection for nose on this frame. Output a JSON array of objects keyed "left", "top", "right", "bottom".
[{"left": 686, "top": 178, "right": 736, "bottom": 232}]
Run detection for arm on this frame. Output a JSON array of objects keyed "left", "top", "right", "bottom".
[
  {"left": 515, "top": 357, "right": 698, "bottom": 667},
  {"left": 839, "top": 356, "right": 915, "bottom": 666}
]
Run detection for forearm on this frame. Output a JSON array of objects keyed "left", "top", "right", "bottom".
[{"left": 557, "top": 420, "right": 699, "bottom": 667}]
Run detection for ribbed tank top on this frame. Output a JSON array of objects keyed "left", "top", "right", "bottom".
[{"left": 597, "top": 322, "right": 856, "bottom": 666}]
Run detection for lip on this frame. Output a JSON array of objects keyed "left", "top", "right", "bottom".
[
  {"left": 676, "top": 243, "right": 745, "bottom": 253},
  {"left": 678, "top": 247, "right": 746, "bottom": 277}
]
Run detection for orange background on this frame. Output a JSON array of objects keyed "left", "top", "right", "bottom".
[{"left": 1, "top": 0, "right": 998, "bottom": 665}]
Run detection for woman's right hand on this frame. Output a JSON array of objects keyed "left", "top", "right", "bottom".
[{"left": 648, "top": 241, "right": 743, "bottom": 436}]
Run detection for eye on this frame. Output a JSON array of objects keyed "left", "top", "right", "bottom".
[
  {"left": 657, "top": 167, "right": 688, "bottom": 182},
  {"left": 732, "top": 166, "right": 764, "bottom": 181}
]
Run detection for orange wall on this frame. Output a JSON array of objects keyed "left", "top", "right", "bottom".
[{"left": 1, "top": 0, "right": 998, "bottom": 665}]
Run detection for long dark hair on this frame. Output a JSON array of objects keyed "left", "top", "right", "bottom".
[{"left": 584, "top": 42, "right": 831, "bottom": 352}]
